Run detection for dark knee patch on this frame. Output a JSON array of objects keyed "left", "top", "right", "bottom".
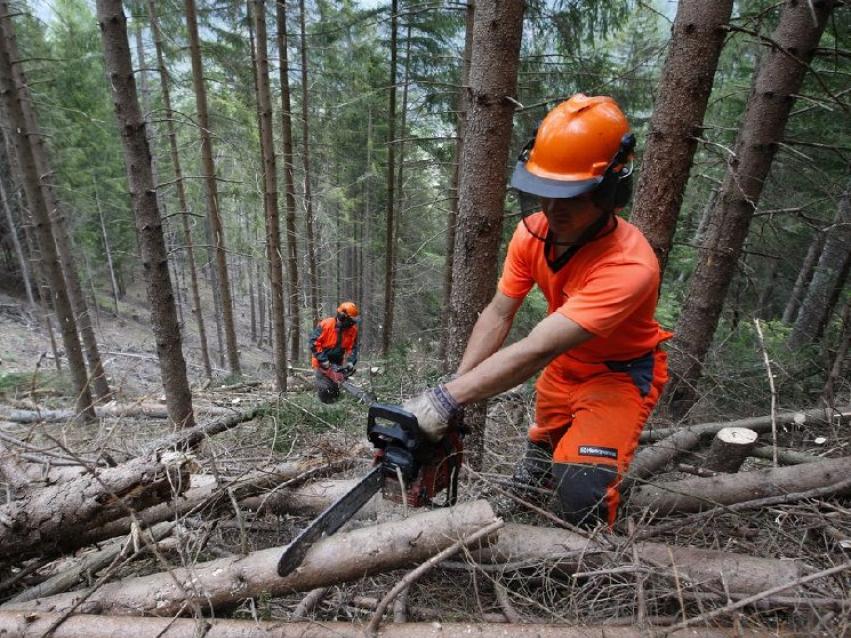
[{"left": 552, "top": 462, "right": 618, "bottom": 528}]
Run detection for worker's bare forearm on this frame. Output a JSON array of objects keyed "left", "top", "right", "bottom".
[
  {"left": 447, "top": 312, "right": 592, "bottom": 405},
  {"left": 457, "top": 294, "right": 521, "bottom": 375}
]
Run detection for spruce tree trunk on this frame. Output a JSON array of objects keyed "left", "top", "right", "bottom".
[
  {"left": 440, "top": 1, "right": 474, "bottom": 366},
  {"left": 447, "top": 0, "right": 524, "bottom": 467},
  {"left": 0, "top": 177, "right": 35, "bottom": 306},
  {"left": 0, "top": 8, "right": 95, "bottom": 421},
  {"left": 277, "top": 0, "right": 302, "bottom": 361},
  {"left": 0, "top": 4, "right": 111, "bottom": 401},
  {"left": 184, "top": 0, "right": 241, "bottom": 376},
  {"left": 147, "top": 0, "right": 212, "bottom": 380},
  {"left": 381, "top": 0, "right": 399, "bottom": 356},
  {"left": 97, "top": 0, "right": 195, "bottom": 428},
  {"left": 629, "top": 0, "right": 734, "bottom": 273},
  {"left": 788, "top": 177, "right": 851, "bottom": 348},
  {"left": 298, "top": 0, "right": 320, "bottom": 324},
  {"left": 94, "top": 179, "right": 121, "bottom": 316},
  {"left": 253, "top": 0, "right": 287, "bottom": 392},
  {"left": 782, "top": 227, "right": 825, "bottom": 324},
  {"left": 666, "top": 0, "right": 835, "bottom": 415}
]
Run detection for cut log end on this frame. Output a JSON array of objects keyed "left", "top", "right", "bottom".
[{"left": 703, "top": 427, "right": 759, "bottom": 473}]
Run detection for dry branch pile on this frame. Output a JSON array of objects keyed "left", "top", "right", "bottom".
[{"left": 0, "top": 390, "right": 848, "bottom": 637}]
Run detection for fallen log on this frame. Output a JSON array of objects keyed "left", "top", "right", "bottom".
[
  {"left": 4, "top": 521, "right": 175, "bottom": 605},
  {"left": 640, "top": 406, "right": 850, "bottom": 443},
  {"left": 0, "top": 612, "right": 783, "bottom": 638},
  {"left": 7, "top": 500, "right": 498, "bottom": 616},
  {"left": 241, "top": 480, "right": 805, "bottom": 595},
  {"left": 142, "top": 404, "right": 268, "bottom": 452},
  {"left": 627, "top": 429, "right": 701, "bottom": 480},
  {"left": 476, "top": 523, "right": 806, "bottom": 595},
  {"left": 0, "top": 441, "right": 29, "bottom": 494},
  {"left": 77, "top": 457, "right": 353, "bottom": 546},
  {"left": 627, "top": 455, "right": 851, "bottom": 515},
  {"left": 0, "top": 402, "right": 237, "bottom": 424},
  {"left": 0, "top": 452, "right": 190, "bottom": 559},
  {"left": 750, "top": 446, "right": 824, "bottom": 465},
  {"left": 703, "top": 427, "right": 758, "bottom": 473}
]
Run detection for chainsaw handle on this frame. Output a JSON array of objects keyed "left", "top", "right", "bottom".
[{"left": 367, "top": 404, "right": 421, "bottom": 451}]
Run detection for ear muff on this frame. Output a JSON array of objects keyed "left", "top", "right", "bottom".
[{"left": 591, "top": 133, "right": 636, "bottom": 212}]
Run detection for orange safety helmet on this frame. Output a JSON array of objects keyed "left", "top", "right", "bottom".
[
  {"left": 337, "top": 301, "right": 359, "bottom": 320},
  {"left": 510, "top": 94, "right": 635, "bottom": 207}
]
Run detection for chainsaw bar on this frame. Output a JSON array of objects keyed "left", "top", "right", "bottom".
[{"left": 277, "top": 464, "right": 384, "bottom": 577}]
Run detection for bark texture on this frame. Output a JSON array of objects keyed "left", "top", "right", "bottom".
[
  {"left": 381, "top": 0, "right": 398, "bottom": 356},
  {"left": 788, "top": 176, "right": 851, "bottom": 348},
  {"left": 253, "top": 0, "right": 287, "bottom": 391},
  {"left": 276, "top": 0, "right": 301, "bottom": 361},
  {"left": 0, "top": 453, "right": 189, "bottom": 559},
  {"left": 0, "top": 613, "right": 779, "bottom": 638},
  {"left": 147, "top": 0, "right": 212, "bottom": 380},
  {"left": 184, "top": 0, "right": 241, "bottom": 375},
  {"left": 782, "top": 227, "right": 826, "bottom": 324},
  {"left": 666, "top": 0, "right": 835, "bottom": 414},
  {"left": 628, "top": 455, "right": 851, "bottom": 515},
  {"left": 478, "top": 523, "right": 805, "bottom": 596},
  {"left": 447, "top": 0, "right": 524, "bottom": 467},
  {"left": 630, "top": 0, "right": 734, "bottom": 273},
  {"left": 440, "top": 2, "right": 474, "bottom": 365},
  {"left": 97, "top": 0, "right": 195, "bottom": 428},
  {"left": 298, "top": 0, "right": 320, "bottom": 323},
  {"left": 0, "top": 6, "right": 95, "bottom": 421},
  {"left": 9, "top": 501, "right": 497, "bottom": 615}
]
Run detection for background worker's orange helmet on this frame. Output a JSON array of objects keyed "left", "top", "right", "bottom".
[
  {"left": 510, "top": 94, "right": 635, "bottom": 204},
  {"left": 337, "top": 301, "right": 359, "bottom": 319}
]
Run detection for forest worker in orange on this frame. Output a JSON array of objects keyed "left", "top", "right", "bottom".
[
  {"left": 310, "top": 302, "right": 360, "bottom": 403},
  {"left": 404, "top": 94, "right": 671, "bottom": 528}
]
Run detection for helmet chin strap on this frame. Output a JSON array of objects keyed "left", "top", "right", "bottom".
[{"left": 543, "top": 208, "right": 616, "bottom": 272}]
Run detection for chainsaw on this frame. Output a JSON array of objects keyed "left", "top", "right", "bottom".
[{"left": 277, "top": 403, "right": 463, "bottom": 577}]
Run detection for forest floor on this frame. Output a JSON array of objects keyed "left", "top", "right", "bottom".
[{"left": 0, "top": 289, "right": 849, "bottom": 637}]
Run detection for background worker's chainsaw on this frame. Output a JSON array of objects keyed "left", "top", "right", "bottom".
[{"left": 277, "top": 404, "right": 463, "bottom": 577}]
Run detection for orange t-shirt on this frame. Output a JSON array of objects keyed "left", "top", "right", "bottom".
[{"left": 498, "top": 212, "right": 668, "bottom": 364}]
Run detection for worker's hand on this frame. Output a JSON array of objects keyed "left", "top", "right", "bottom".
[
  {"left": 403, "top": 384, "right": 461, "bottom": 442},
  {"left": 319, "top": 360, "right": 331, "bottom": 370},
  {"left": 340, "top": 363, "right": 355, "bottom": 377}
]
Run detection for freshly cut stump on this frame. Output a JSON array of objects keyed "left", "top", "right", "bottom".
[{"left": 703, "top": 427, "right": 759, "bottom": 473}]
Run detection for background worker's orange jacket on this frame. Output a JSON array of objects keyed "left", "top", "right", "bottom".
[{"left": 309, "top": 317, "right": 359, "bottom": 369}]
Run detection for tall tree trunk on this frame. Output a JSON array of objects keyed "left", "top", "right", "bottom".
[
  {"left": 276, "top": 0, "right": 302, "bottom": 362},
  {"left": 97, "top": 0, "right": 196, "bottom": 428},
  {"left": 666, "top": 0, "right": 835, "bottom": 415},
  {"left": 788, "top": 178, "right": 851, "bottom": 348},
  {"left": 0, "top": 4, "right": 111, "bottom": 401},
  {"left": 147, "top": 0, "right": 213, "bottom": 381},
  {"left": 253, "top": 0, "right": 287, "bottom": 391},
  {"left": 94, "top": 178, "right": 121, "bottom": 316},
  {"left": 184, "top": 0, "right": 241, "bottom": 376},
  {"left": 298, "top": 0, "right": 320, "bottom": 323},
  {"left": 362, "top": 109, "right": 373, "bottom": 352},
  {"left": 256, "top": 253, "right": 265, "bottom": 346},
  {"left": 782, "top": 227, "right": 826, "bottom": 324},
  {"left": 440, "top": 1, "right": 474, "bottom": 366},
  {"left": 381, "top": 0, "right": 399, "bottom": 356},
  {"left": 0, "top": 177, "right": 34, "bottom": 306},
  {"left": 629, "top": 0, "right": 734, "bottom": 273},
  {"left": 447, "top": 0, "right": 524, "bottom": 468},
  {"left": 0, "top": 7, "right": 95, "bottom": 420}
]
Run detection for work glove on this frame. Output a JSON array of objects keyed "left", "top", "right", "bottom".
[
  {"left": 403, "top": 384, "right": 461, "bottom": 443},
  {"left": 319, "top": 360, "right": 331, "bottom": 370}
]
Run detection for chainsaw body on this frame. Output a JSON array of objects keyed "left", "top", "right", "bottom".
[{"left": 367, "top": 404, "right": 463, "bottom": 507}]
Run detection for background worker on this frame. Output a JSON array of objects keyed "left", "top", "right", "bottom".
[
  {"left": 310, "top": 301, "right": 360, "bottom": 404},
  {"left": 404, "top": 94, "right": 671, "bottom": 528}
]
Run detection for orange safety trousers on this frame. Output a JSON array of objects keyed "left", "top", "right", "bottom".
[{"left": 528, "top": 348, "right": 668, "bottom": 527}]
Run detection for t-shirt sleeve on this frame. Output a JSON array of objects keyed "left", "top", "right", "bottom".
[
  {"left": 497, "top": 224, "right": 535, "bottom": 299},
  {"left": 557, "top": 260, "right": 657, "bottom": 338}
]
